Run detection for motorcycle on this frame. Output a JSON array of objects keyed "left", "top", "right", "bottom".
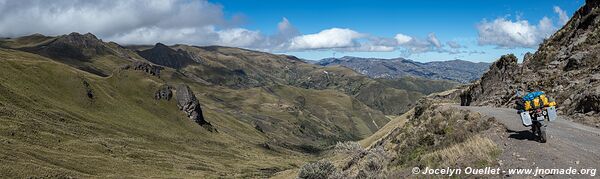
[
  {"left": 529, "top": 108, "right": 548, "bottom": 143},
  {"left": 518, "top": 106, "right": 557, "bottom": 143}
]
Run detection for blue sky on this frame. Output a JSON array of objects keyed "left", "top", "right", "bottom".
[
  {"left": 209, "top": 0, "right": 583, "bottom": 62},
  {"left": 0, "top": 0, "right": 585, "bottom": 62}
]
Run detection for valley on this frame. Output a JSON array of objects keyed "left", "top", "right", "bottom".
[
  {"left": 0, "top": 33, "right": 458, "bottom": 177},
  {"left": 1, "top": 0, "right": 599, "bottom": 178}
]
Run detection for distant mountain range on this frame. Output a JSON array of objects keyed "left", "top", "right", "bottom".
[{"left": 316, "top": 56, "right": 491, "bottom": 83}]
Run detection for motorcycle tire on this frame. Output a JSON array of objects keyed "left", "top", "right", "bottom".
[{"left": 538, "top": 125, "right": 547, "bottom": 143}]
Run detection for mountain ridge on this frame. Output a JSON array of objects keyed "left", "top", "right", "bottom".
[{"left": 316, "top": 56, "right": 490, "bottom": 83}]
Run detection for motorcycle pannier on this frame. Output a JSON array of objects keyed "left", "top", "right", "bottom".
[
  {"left": 520, "top": 111, "right": 533, "bottom": 126},
  {"left": 547, "top": 106, "right": 557, "bottom": 121}
]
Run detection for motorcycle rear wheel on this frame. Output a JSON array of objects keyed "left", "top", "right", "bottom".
[{"left": 538, "top": 124, "right": 547, "bottom": 143}]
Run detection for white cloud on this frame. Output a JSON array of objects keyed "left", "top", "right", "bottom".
[
  {"left": 361, "top": 45, "right": 395, "bottom": 52},
  {"left": 217, "top": 28, "right": 263, "bottom": 47},
  {"left": 0, "top": 0, "right": 270, "bottom": 48},
  {"left": 427, "top": 33, "right": 442, "bottom": 48},
  {"left": 392, "top": 33, "right": 447, "bottom": 54},
  {"left": 404, "top": 39, "right": 433, "bottom": 53},
  {"left": 0, "top": 0, "right": 225, "bottom": 38},
  {"left": 446, "top": 41, "right": 464, "bottom": 49},
  {"left": 0, "top": 0, "right": 475, "bottom": 55},
  {"left": 288, "top": 28, "right": 364, "bottom": 50},
  {"left": 107, "top": 26, "right": 220, "bottom": 45},
  {"left": 476, "top": 6, "right": 571, "bottom": 49},
  {"left": 554, "top": 6, "right": 569, "bottom": 25},
  {"left": 477, "top": 17, "right": 556, "bottom": 48},
  {"left": 394, "top": 33, "right": 413, "bottom": 44},
  {"left": 344, "top": 44, "right": 396, "bottom": 52},
  {"left": 537, "top": 17, "right": 556, "bottom": 37}
]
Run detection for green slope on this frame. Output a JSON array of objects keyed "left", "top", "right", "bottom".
[
  {"left": 0, "top": 46, "right": 391, "bottom": 177},
  {"left": 376, "top": 76, "right": 459, "bottom": 95},
  {"left": 0, "top": 48, "right": 308, "bottom": 178}
]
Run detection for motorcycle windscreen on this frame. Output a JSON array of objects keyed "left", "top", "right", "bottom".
[
  {"left": 547, "top": 106, "right": 558, "bottom": 121},
  {"left": 520, "top": 111, "right": 533, "bottom": 126}
]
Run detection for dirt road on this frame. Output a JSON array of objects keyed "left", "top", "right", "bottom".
[{"left": 457, "top": 106, "right": 600, "bottom": 178}]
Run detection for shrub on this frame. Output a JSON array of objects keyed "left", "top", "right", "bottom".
[
  {"left": 297, "top": 160, "right": 336, "bottom": 179},
  {"left": 328, "top": 170, "right": 351, "bottom": 179},
  {"left": 335, "top": 141, "right": 368, "bottom": 170},
  {"left": 363, "top": 147, "right": 389, "bottom": 171},
  {"left": 356, "top": 147, "right": 390, "bottom": 178},
  {"left": 334, "top": 141, "right": 364, "bottom": 155}
]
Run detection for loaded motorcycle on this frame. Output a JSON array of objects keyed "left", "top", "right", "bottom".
[
  {"left": 516, "top": 91, "right": 557, "bottom": 143},
  {"left": 520, "top": 107, "right": 557, "bottom": 143}
]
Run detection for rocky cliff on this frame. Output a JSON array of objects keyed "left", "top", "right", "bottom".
[{"left": 465, "top": 0, "right": 600, "bottom": 126}]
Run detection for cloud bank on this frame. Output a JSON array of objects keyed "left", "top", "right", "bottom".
[
  {"left": 0, "top": 0, "right": 242, "bottom": 46},
  {"left": 0, "top": 0, "right": 469, "bottom": 56},
  {"left": 2, "top": 0, "right": 570, "bottom": 56},
  {"left": 288, "top": 28, "right": 364, "bottom": 50},
  {"left": 476, "top": 6, "right": 568, "bottom": 48}
]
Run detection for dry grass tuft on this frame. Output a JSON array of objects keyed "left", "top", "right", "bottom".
[{"left": 420, "top": 135, "right": 499, "bottom": 168}]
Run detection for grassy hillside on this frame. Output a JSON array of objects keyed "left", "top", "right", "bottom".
[
  {"left": 376, "top": 76, "right": 459, "bottom": 95},
  {"left": 0, "top": 48, "right": 316, "bottom": 178},
  {"left": 289, "top": 98, "right": 503, "bottom": 178},
  {"left": 0, "top": 39, "right": 394, "bottom": 177}
]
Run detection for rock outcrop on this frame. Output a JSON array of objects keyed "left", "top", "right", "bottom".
[
  {"left": 175, "top": 84, "right": 213, "bottom": 130},
  {"left": 464, "top": 54, "right": 521, "bottom": 107},
  {"left": 154, "top": 85, "right": 173, "bottom": 100},
  {"left": 82, "top": 80, "right": 94, "bottom": 100},
  {"left": 133, "top": 61, "right": 162, "bottom": 76},
  {"left": 464, "top": 0, "right": 600, "bottom": 126},
  {"left": 122, "top": 61, "right": 163, "bottom": 77}
]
